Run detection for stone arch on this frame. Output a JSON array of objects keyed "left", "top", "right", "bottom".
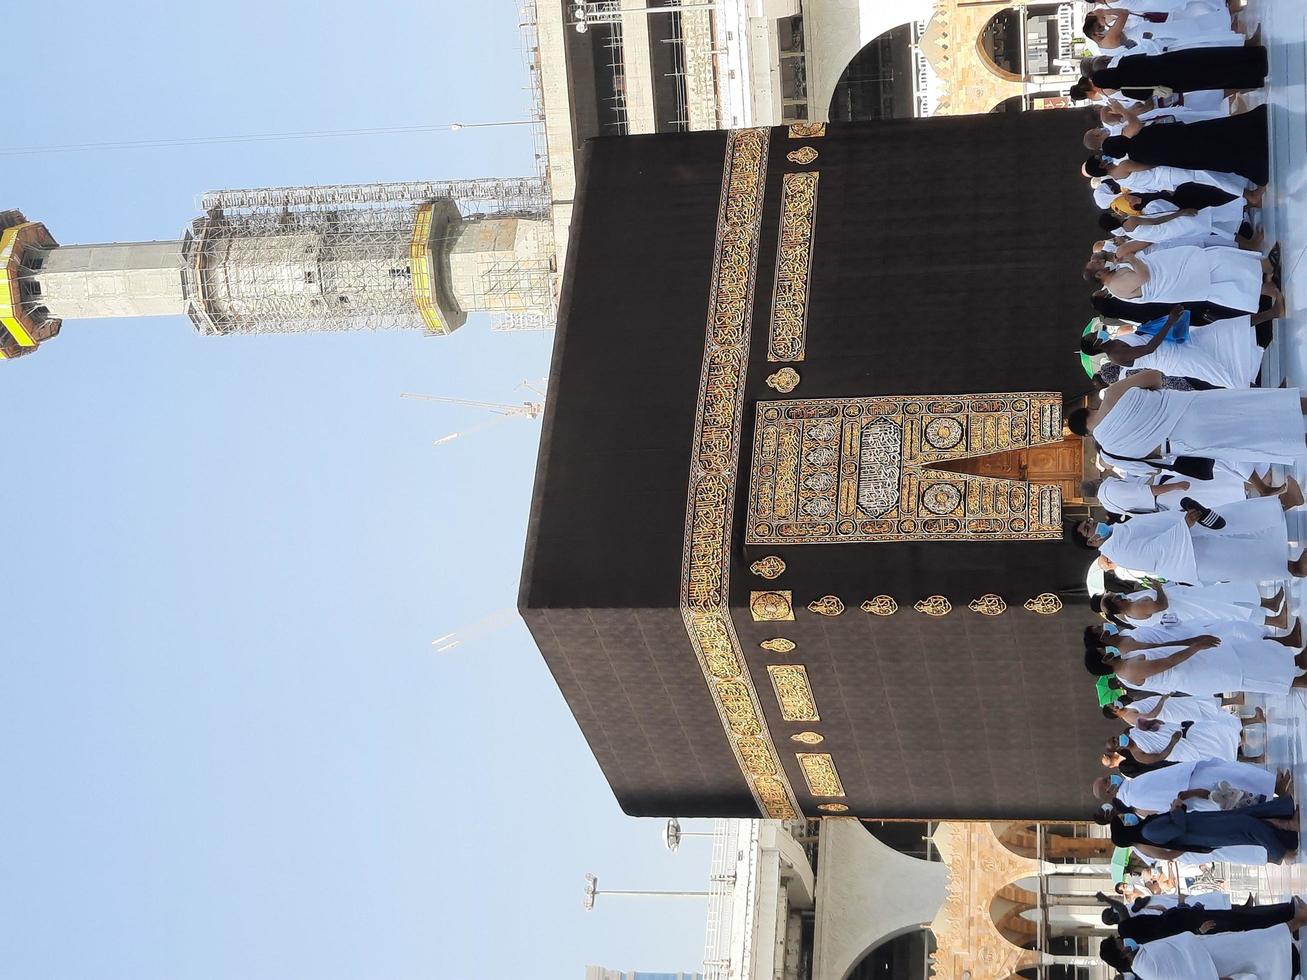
[
  {"left": 914, "top": 4, "right": 1029, "bottom": 117},
  {"left": 802, "top": 0, "right": 935, "bottom": 124},
  {"left": 811, "top": 819, "right": 949, "bottom": 980},
  {"left": 990, "top": 882, "right": 1040, "bottom": 948},
  {"left": 859, "top": 819, "right": 940, "bottom": 861},
  {"left": 994, "top": 820, "right": 1040, "bottom": 859},
  {"left": 844, "top": 926, "right": 938, "bottom": 980},
  {"left": 828, "top": 23, "right": 917, "bottom": 122},
  {"left": 976, "top": 7, "right": 1028, "bottom": 82},
  {"left": 992, "top": 821, "right": 1115, "bottom": 862},
  {"left": 928, "top": 822, "right": 1043, "bottom": 980}
]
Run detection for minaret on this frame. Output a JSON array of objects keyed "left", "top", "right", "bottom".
[{"left": 0, "top": 177, "right": 555, "bottom": 360}]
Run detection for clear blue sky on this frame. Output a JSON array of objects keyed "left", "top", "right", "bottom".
[{"left": 1, "top": 3, "right": 714, "bottom": 977}]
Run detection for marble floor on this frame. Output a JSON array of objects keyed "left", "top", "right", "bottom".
[{"left": 1217, "top": 0, "right": 1307, "bottom": 904}]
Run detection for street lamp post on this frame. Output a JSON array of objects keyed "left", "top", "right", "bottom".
[
  {"left": 448, "top": 120, "right": 536, "bottom": 132},
  {"left": 662, "top": 817, "right": 717, "bottom": 852},
  {"left": 582, "top": 873, "right": 710, "bottom": 910}
]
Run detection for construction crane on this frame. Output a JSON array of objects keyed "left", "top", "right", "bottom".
[{"left": 400, "top": 381, "right": 546, "bottom": 446}]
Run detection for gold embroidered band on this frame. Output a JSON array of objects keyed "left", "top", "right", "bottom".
[
  {"left": 679, "top": 127, "right": 800, "bottom": 820},
  {"left": 768, "top": 172, "right": 818, "bottom": 362}
]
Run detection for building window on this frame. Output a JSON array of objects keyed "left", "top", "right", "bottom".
[{"left": 778, "top": 15, "right": 804, "bottom": 56}]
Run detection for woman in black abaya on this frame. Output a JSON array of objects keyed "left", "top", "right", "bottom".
[
  {"left": 1089, "top": 104, "right": 1270, "bottom": 186},
  {"left": 1091, "top": 46, "right": 1268, "bottom": 95}
]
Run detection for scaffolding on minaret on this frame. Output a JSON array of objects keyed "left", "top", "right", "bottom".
[{"left": 0, "top": 174, "right": 559, "bottom": 360}]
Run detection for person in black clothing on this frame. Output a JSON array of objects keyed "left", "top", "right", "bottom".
[
  {"left": 1086, "top": 104, "right": 1270, "bottom": 186},
  {"left": 1090, "top": 289, "right": 1251, "bottom": 325},
  {"left": 1071, "top": 61, "right": 1155, "bottom": 106},
  {"left": 1089, "top": 46, "right": 1268, "bottom": 96},
  {"left": 1125, "top": 183, "right": 1262, "bottom": 211},
  {"left": 1106, "top": 899, "right": 1298, "bottom": 944},
  {"left": 1103, "top": 186, "right": 1243, "bottom": 215}
]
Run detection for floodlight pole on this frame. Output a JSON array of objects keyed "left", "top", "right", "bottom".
[{"left": 583, "top": 873, "right": 710, "bottom": 910}]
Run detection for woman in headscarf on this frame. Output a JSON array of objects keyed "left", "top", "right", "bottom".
[
  {"left": 1087, "top": 104, "right": 1270, "bottom": 185},
  {"left": 1089, "top": 45, "right": 1268, "bottom": 95}
]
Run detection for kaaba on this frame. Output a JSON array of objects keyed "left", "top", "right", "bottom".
[{"left": 520, "top": 111, "right": 1118, "bottom": 821}]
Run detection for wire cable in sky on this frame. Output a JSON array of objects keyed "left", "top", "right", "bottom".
[{"left": 0, "top": 121, "right": 531, "bottom": 157}]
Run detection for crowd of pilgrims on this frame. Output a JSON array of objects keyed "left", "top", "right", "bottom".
[{"left": 1062, "top": 1, "right": 1307, "bottom": 976}]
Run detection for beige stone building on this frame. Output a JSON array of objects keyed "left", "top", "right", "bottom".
[
  {"left": 528, "top": 0, "right": 1084, "bottom": 284},
  {"left": 680, "top": 817, "right": 1117, "bottom": 980}
]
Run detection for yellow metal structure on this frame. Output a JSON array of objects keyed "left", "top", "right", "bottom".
[
  {"left": 0, "top": 219, "right": 58, "bottom": 358},
  {"left": 0, "top": 224, "right": 41, "bottom": 346},
  {"left": 409, "top": 203, "right": 448, "bottom": 336}
]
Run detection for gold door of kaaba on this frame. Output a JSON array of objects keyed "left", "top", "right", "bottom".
[{"left": 746, "top": 392, "right": 1064, "bottom": 545}]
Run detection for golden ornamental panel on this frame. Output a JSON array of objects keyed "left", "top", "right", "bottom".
[
  {"left": 736, "top": 736, "right": 779, "bottom": 777},
  {"left": 817, "top": 802, "right": 849, "bottom": 813},
  {"left": 746, "top": 393, "right": 1064, "bottom": 545},
  {"left": 1024, "top": 592, "right": 1064, "bottom": 615},
  {"left": 760, "top": 637, "right": 796, "bottom": 653},
  {"left": 968, "top": 594, "right": 1007, "bottom": 616},
  {"left": 749, "top": 555, "right": 786, "bottom": 580},
  {"left": 786, "top": 146, "right": 819, "bottom": 165},
  {"left": 678, "top": 127, "right": 799, "bottom": 820},
  {"left": 797, "top": 752, "right": 846, "bottom": 797},
  {"left": 767, "top": 664, "right": 820, "bottom": 721},
  {"left": 767, "top": 172, "right": 818, "bottom": 363},
  {"left": 715, "top": 678, "right": 763, "bottom": 736},
  {"left": 788, "top": 122, "right": 827, "bottom": 139},
  {"left": 765, "top": 367, "right": 801, "bottom": 393},
  {"left": 755, "top": 776, "right": 795, "bottom": 818},
  {"left": 807, "top": 595, "right": 845, "bottom": 617},
  {"left": 861, "top": 595, "right": 899, "bottom": 616},
  {"left": 750, "top": 590, "right": 795, "bottom": 621},
  {"left": 791, "top": 730, "right": 825, "bottom": 745},
  {"left": 915, "top": 596, "right": 953, "bottom": 617}
]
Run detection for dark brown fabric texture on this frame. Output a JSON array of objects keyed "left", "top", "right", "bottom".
[{"left": 522, "top": 110, "right": 1121, "bottom": 819}]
